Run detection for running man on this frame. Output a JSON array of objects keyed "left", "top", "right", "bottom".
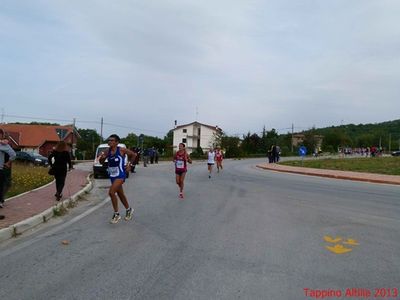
[
  {"left": 173, "top": 143, "right": 192, "bottom": 199},
  {"left": 207, "top": 147, "right": 216, "bottom": 178},
  {"left": 215, "top": 146, "right": 224, "bottom": 172},
  {"left": 98, "top": 134, "right": 137, "bottom": 224}
]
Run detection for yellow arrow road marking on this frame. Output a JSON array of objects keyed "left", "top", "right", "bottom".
[
  {"left": 323, "top": 235, "right": 342, "bottom": 243},
  {"left": 326, "top": 244, "right": 353, "bottom": 254},
  {"left": 343, "top": 239, "right": 359, "bottom": 246}
]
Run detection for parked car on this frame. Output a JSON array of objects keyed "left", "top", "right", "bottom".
[
  {"left": 391, "top": 150, "right": 400, "bottom": 157},
  {"left": 93, "top": 143, "right": 130, "bottom": 179},
  {"left": 16, "top": 151, "right": 49, "bottom": 166}
]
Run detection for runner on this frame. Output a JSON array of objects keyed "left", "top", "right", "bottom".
[
  {"left": 215, "top": 146, "right": 224, "bottom": 173},
  {"left": 207, "top": 147, "right": 216, "bottom": 178},
  {"left": 173, "top": 143, "right": 192, "bottom": 199},
  {"left": 98, "top": 134, "right": 137, "bottom": 224}
]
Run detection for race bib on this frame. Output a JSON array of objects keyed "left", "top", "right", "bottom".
[
  {"left": 108, "top": 166, "right": 120, "bottom": 177},
  {"left": 175, "top": 160, "right": 185, "bottom": 169}
]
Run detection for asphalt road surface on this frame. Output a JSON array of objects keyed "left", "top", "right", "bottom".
[{"left": 0, "top": 159, "right": 399, "bottom": 300}]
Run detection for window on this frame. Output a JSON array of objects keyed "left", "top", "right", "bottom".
[
  {"left": 183, "top": 129, "right": 187, "bottom": 133},
  {"left": 182, "top": 138, "right": 187, "bottom": 143}
]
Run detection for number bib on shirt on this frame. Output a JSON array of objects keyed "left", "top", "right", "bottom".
[
  {"left": 108, "top": 166, "right": 120, "bottom": 177},
  {"left": 175, "top": 160, "right": 185, "bottom": 170}
]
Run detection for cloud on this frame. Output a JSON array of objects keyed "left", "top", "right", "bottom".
[{"left": 1, "top": 0, "right": 399, "bottom": 137}]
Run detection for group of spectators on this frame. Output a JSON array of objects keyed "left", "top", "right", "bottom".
[
  {"left": 129, "top": 146, "right": 160, "bottom": 169},
  {"left": 267, "top": 145, "right": 280, "bottom": 163},
  {"left": 339, "top": 146, "right": 384, "bottom": 157}
]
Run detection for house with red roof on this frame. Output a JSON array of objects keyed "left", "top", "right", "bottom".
[{"left": 0, "top": 123, "right": 80, "bottom": 157}]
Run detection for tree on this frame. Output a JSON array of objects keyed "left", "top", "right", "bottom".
[
  {"left": 76, "top": 129, "right": 102, "bottom": 159},
  {"left": 221, "top": 135, "right": 242, "bottom": 158}
]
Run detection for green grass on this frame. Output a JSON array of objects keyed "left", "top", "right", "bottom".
[
  {"left": 280, "top": 157, "right": 400, "bottom": 176},
  {"left": 5, "top": 163, "right": 54, "bottom": 198}
]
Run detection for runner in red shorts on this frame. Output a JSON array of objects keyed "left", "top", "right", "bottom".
[
  {"left": 215, "top": 146, "right": 224, "bottom": 173},
  {"left": 173, "top": 143, "right": 192, "bottom": 199}
]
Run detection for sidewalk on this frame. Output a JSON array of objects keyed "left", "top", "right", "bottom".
[
  {"left": 257, "top": 163, "right": 400, "bottom": 185},
  {"left": 0, "top": 169, "right": 91, "bottom": 240}
]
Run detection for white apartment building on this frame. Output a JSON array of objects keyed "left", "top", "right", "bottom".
[{"left": 172, "top": 121, "right": 222, "bottom": 154}]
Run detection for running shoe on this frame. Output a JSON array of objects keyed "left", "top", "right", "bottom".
[
  {"left": 208, "top": 174, "right": 211, "bottom": 179},
  {"left": 124, "top": 207, "right": 134, "bottom": 221},
  {"left": 0, "top": 202, "right": 3, "bottom": 208},
  {"left": 110, "top": 213, "right": 121, "bottom": 224},
  {"left": 179, "top": 192, "right": 184, "bottom": 199}
]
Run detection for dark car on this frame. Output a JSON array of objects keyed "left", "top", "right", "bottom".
[
  {"left": 392, "top": 150, "right": 400, "bottom": 157},
  {"left": 16, "top": 151, "right": 49, "bottom": 166}
]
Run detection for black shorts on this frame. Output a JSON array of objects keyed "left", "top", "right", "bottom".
[
  {"left": 207, "top": 163, "right": 214, "bottom": 166},
  {"left": 175, "top": 170, "right": 186, "bottom": 176}
]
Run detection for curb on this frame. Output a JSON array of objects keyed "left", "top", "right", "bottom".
[
  {"left": 0, "top": 174, "right": 93, "bottom": 243},
  {"left": 256, "top": 164, "right": 400, "bottom": 186}
]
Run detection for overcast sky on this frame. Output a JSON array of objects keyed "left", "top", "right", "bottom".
[{"left": 1, "top": 0, "right": 399, "bottom": 138}]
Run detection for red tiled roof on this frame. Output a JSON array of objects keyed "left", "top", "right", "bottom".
[{"left": 0, "top": 124, "right": 75, "bottom": 147}]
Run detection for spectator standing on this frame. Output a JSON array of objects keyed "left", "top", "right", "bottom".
[
  {"left": 155, "top": 149, "right": 159, "bottom": 163},
  {"left": 48, "top": 141, "right": 73, "bottom": 201},
  {"left": 143, "top": 148, "right": 149, "bottom": 167},
  {"left": 0, "top": 129, "right": 16, "bottom": 208},
  {"left": 129, "top": 147, "right": 140, "bottom": 173},
  {"left": 149, "top": 147, "right": 155, "bottom": 164}
]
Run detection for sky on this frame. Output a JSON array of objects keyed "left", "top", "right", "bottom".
[{"left": 1, "top": 0, "right": 399, "bottom": 138}]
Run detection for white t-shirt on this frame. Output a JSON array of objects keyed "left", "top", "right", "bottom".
[{"left": 207, "top": 151, "right": 215, "bottom": 164}]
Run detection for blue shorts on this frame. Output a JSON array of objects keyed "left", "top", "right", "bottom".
[{"left": 110, "top": 176, "right": 125, "bottom": 183}]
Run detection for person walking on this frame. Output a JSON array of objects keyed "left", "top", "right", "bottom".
[
  {"left": 0, "top": 129, "right": 16, "bottom": 209},
  {"left": 215, "top": 146, "right": 224, "bottom": 173},
  {"left": 207, "top": 147, "right": 216, "bottom": 178},
  {"left": 173, "top": 143, "right": 192, "bottom": 199},
  {"left": 98, "top": 134, "right": 137, "bottom": 224},
  {"left": 143, "top": 148, "right": 149, "bottom": 167},
  {"left": 48, "top": 141, "right": 73, "bottom": 201},
  {"left": 129, "top": 147, "right": 140, "bottom": 173}
]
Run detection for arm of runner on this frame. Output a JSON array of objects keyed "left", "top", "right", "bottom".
[
  {"left": 124, "top": 148, "right": 137, "bottom": 164},
  {"left": 187, "top": 152, "right": 192, "bottom": 164},
  {"left": 98, "top": 150, "right": 108, "bottom": 164}
]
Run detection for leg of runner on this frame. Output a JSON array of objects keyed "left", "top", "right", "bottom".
[
  {"left": 115, "top": 184, "right": 133, "bottom": 221},
  {"left": 109, "top": 179, "right": 124, "bottom": 223},
  {"left": 180, "top": 173, "right": 186, "bottom": 198}
]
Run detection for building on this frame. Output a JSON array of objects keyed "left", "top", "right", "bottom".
[
  {"left": 0, "top": 123, "right": 80, "bottom": 157},
  {"left": 292, "top": 133, "right": 324, "bottom": 148},
  {"left": 172, "top": 121, "right": 222, "bottom": 154}
]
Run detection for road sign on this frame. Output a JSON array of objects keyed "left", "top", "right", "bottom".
[{"left": 298, "top": 146, "right": 307, "bottom": 156}]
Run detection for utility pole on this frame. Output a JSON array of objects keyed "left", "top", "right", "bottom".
[
  {"left": 71, "top": 118, "right": 76, "bottom": 159},
  {"left": 291, "top": 123, "right": 294, "bottom": 153},
  {"left": 100, "top": 117, "right": 104, "bottom": 143},
  {"left": 389, "top": 133, "right": 391, "bottom": 153}
]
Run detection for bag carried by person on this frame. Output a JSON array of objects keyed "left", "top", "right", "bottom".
[{"left": 48, "top": 167, "right": 55, "bottom": 175}]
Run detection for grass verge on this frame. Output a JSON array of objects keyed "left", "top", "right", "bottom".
[
  {"left": 280, "top": 157, "right": 400, "bottom": 176},
  {"left": 5, "top": 163, "right": 53, "bottom": 198}
]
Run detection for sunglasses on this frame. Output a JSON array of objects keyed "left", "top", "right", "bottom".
[{"left": 107, "top": 139, "right": 117, "bottom": 142}]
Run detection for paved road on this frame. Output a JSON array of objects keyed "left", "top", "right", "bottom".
[{"left": 0, "top": 159, "right": 399, "bottom": 299}]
